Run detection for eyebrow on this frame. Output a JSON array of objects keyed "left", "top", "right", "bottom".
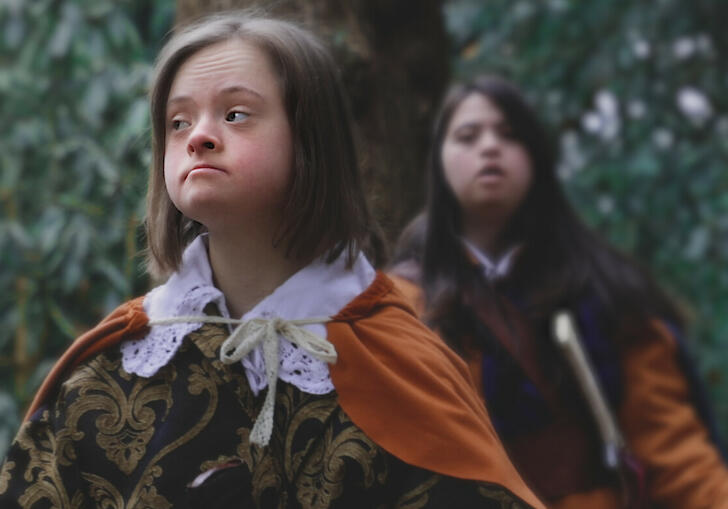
[
  {"left": 453, "top": 121, "right": 482, "bottom": 131},
  {"left": 167, "top": 85, "right": 265, "bottom": 108},
  {"left": 453, "top": 118, "right": 510, "bottom": 131}
]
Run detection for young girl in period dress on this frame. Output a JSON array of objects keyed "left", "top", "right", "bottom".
[
  {"left": 389, "top": 75, "right": 728, "bottom": 509},
  {"left": 0, "top": 14, "right": 543, "bottom": 509}
]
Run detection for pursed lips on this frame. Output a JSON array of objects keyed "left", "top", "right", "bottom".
[{"left": 184, "top": 164, "right": 227, "bottom": 180}]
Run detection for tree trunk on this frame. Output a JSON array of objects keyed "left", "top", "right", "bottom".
[{"left": 175, "top": 0, "right": 450, "bottom": 255}]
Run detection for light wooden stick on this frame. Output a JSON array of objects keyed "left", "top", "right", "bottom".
[{"left": 553, "top": 310, "right": 623, "bottom": 469}]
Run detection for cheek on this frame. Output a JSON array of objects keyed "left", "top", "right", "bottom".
[
  {"left": 220, "top": 144, "right": 292, "bottom": 212},
  {"left": 441, "top": 148, "right": 469, "bottom": 195},
  {"left": 162, "top": 152, "right": 178, "bottom": 197},
  {"left": 245, "top": 131, "right": 294, "bottom": 195},
  {"left": 510, "top": 150, "right": 534, "bottom": 200}
]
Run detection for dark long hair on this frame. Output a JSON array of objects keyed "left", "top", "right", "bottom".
[{"left": 403, "top": 75, "right": 683, "bottom": 349}]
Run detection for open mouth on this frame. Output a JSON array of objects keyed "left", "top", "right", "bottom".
[{"left": 478, "top": 165, "right": 504, "bottom": 177}]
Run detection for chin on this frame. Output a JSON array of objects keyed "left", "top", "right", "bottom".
[
  {"left": 468, "top": 194, "right": 506, "bottom": 208},
  {"left": 471, "top": 197, "right": 520, "bottom": 215},
  {"left": 173, "top": 196, "right": 222, "bottom": 224}
]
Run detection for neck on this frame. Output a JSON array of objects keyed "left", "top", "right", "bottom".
[
  {"left": 207, "top": 230, "right": 307, "bottom": 318},
  {"left": 462, "top": 213, "right": 509, "bottom": 259}
]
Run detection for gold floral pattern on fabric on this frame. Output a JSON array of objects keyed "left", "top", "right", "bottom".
[
  {"left": 55, "top": 355, "right": 174, "bottom": 474},
  {"left": 188, "top": 320, "right": 257, "bottom": 414},
  {"left": 295, "top": 411, "right": 385, "bottom": 509},
  {"left": 0, "top": 460, "right": 13, "bottom": 494},
  {"left": 82, "top": 472, "right": 125, "bottom": 508},
  {"left": 0, "top": 322, "right": 532, "bottom": 509},
  {"left": 191, "top": 318, "right": 227, "bottom": 359},
  {"left": 12, "top": 413, "right": 79, "bottom": 508},
  {"left": 393, "top": 475, "right": 440, "bottom": 508},
  {"left": 478, "top": 484, "right": 531, "bottom": 508},
  {"left": 122, "top": 346, "right": 221, "bottom": 508}
]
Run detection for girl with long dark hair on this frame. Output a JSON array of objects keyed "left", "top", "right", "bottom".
[{"left": 390, "top": 75, "right": 728, "bottom": 508}]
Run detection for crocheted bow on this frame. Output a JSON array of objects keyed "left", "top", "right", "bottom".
[{"left": 148, "top": 315, "right": 336, "bottom": 446}]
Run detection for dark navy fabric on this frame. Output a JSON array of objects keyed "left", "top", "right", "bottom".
[{"left": 478, "top": 294, "right": 622, "bottom": 438}]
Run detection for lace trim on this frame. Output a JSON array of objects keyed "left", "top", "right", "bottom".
[
  {"left": 120, "top": 284, "right": 225, "bottom": 378},
  {"left": 119, "top": 235, "right": 373, "bottom": 409},
  {"left": 148, "top": 314, "right": 336, "bottom": 446},
  {"left": 120, "top": 290, "right": 336, "bottom": 396}
]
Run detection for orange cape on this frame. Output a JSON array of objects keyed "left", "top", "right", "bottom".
[{"left": 26, "top": 273, "right": 542, "bottom": 508}]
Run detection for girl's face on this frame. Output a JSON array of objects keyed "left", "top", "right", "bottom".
[
  {"left": 441, "top": 93, "right": 532, "bottom": 227},
  {"left": 164, "top": 38, "right": 293, "bottom": 233}
]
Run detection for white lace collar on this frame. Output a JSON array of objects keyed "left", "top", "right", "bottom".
[
  {"left": 462, "top": 239, "right": 521, "bottom": 281},
  {"left": 120, "top": 235, "right": 376, "bottom": 395}
]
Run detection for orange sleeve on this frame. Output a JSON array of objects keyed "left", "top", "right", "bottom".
[{"left": 618, "top": 320, "right": 728, "bottom": 508}]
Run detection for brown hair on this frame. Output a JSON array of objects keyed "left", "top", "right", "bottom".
[{"left": 145, "top": 10, "right": 383, "bottom": 278}]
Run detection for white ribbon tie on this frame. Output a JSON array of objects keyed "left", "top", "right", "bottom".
[{"left": 148, "top": 315, "right": 336, "bottom": 446}]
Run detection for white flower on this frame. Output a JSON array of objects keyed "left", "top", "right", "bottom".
[
  {"left": 557, "top": 130, "right": 584, "bottom": 179},
  {"left": 673, "top": 37, "right": 696, "bottom": 59},
  {"left": 600, "top": 117, "right": 620, "bottom": 140},
  {"left": 582, "top": 111, "right": 603, "bottom": 133},
  {"left": 581, "top": 90, "right": 622, "bottom": 140},
  {"left": 594, "top": 90, "right": 620, "bottom": 139},
  {"left": 677, "top": 87, "right": 712, "bottom": 125},
  {"left": 595, "top": 90, "right": 618, "bottom": 117}
]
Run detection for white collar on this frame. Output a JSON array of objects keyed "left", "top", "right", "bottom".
[
  {"left": 121, "top": 235, "right": 376, "bottom": 395},
  {"left": 462, "top": 239, "right": 521, "bottom": 281}
]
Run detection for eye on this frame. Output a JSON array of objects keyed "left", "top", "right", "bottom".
[
  {"left": 170, "top": 118, "right": 190, "bottom": 131},
  {"left": 454, "top": 128, "right": 478, "bottom": 144},
  {"left": 225, "top": 110, "right": 249, "bottom": 123}
]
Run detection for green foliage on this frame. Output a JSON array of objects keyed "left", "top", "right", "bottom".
[
  {"left": 0, "top": 0, "right": 174, "bottom": 456},
  {"left": 445, "top": 0, "right": 728, "bottom": 435}
]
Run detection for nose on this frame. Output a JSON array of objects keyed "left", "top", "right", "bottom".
[
  {"left": 479, "top": 129, "right": 501, "bottom": 155},
  {"left": 187, "top": 117, "right": 222, "bottom": 155}
]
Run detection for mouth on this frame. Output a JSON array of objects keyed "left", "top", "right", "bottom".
[
  {"left": 477, "top": 165, "right": 504, "bottom": 178},
  {"left": 184, "top": 164, "right": 226, "bottom": 180}
]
